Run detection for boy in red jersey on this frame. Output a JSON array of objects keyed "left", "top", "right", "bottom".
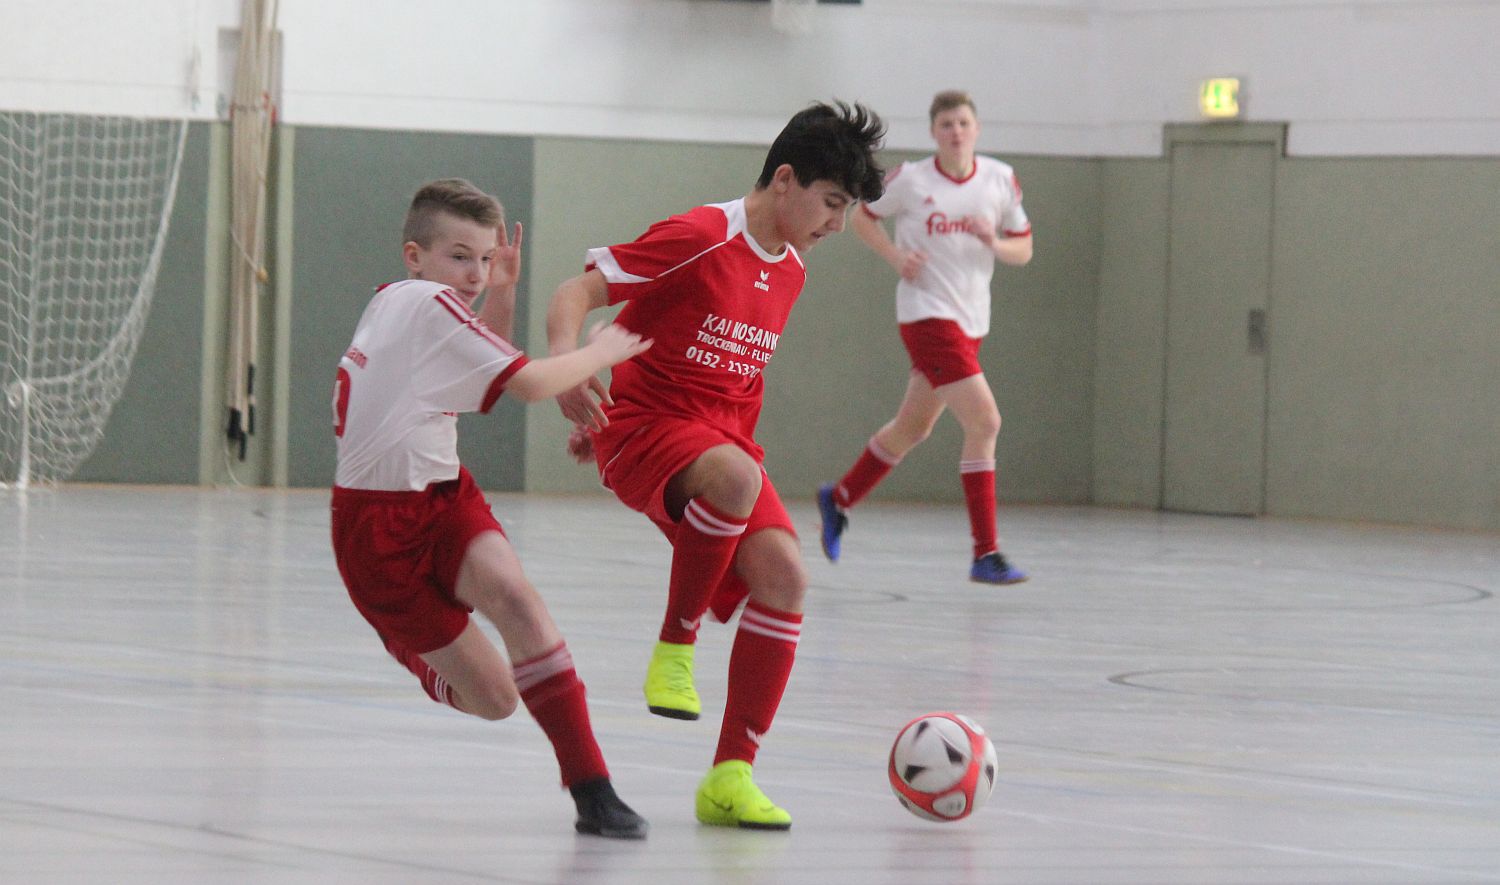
[
  {"left": 547, "top": 102, "right": 886, "bottom": 830},
  {"left": 331, "top": 179, "right": 653, "bottom": 838},
  {"left": 818, "top": 90, "right": 1033, "bottom": 585}
]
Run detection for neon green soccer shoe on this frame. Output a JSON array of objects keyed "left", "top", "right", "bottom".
[
  {"left": 694, "top": 760, "right": 792, "bottom": 830},
  {"left": 644, "top": 640, "right": 700, "bottom": 720}
]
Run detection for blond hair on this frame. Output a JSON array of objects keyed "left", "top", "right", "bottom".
[
  {"left": 402, "top": 178, "right": 504, "bottom": 247},
  {"left": 928, "top": 90, "right": 976, "bottom": 124}
]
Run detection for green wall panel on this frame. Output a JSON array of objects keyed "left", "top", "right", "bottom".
[
  {"left": 1268, "top": 159, "right": 1500, "bottom": 529},
  {"left": 1091, "top": 159, "right": 1169, "bottom": 508},
  {"left": 987, "top": 155, "right": 1100, "bottom": 504}
]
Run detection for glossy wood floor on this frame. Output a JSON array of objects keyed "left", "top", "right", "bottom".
[{"left": 2, "top": 485, "right": 1497, "bottom": 884}]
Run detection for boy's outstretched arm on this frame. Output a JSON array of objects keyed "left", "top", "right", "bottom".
[
  {"left": 546, "top": 270, "right": 615, "bottom": 430},
  {"left": 506, "top": 322, "right": 650, "bottom": 403}
]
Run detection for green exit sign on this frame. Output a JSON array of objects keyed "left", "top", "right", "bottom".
[{"left": 1200, "top": 78, "right": 1243, "bottom": 119}]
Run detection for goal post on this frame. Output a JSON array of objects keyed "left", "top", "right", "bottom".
[{"left": 0, "top": 112, "right": 189, "bottom": 488}]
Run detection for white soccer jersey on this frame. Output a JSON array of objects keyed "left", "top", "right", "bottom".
[
  {"left": 863, "top": 155, "right": 1030, "bottom": 337},
  {"left": 332, "top": 279, "right": 528, "bottom": 491}
]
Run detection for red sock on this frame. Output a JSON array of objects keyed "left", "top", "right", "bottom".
[
  {"left": 714, "top": 601, "right": 802, "bottom": 766},
  {"left": 834, "top": 437, "right": 901, "bottom": 508},
  {"left": 660, "top": 498, "right": 747, "bottom": 644},
  {"left": 514, "top": 643, "right": 608, "bottom": 788},
  {"left": 708, "top": 571, "right": 750, "bottom": 624},
  {"left": 960, "top": 459, "right": 998, "bottom": 560},
  {"left": 383, "top": 638, "right": 457, "bottom": 708}
]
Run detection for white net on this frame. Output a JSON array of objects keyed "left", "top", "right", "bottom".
[
  {"left": 771, "top": 0, "right": 816, "bottom": 35},
  {"left": 0, "top": 113, "right": 188, "bottom": 488}
]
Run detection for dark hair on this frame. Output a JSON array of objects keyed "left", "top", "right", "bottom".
[
  {"left": 756, "top": 101, "right": 886, "bottom": 203},
  {"left": 402, "top": 178, "right": 504, "bottom": 247}
]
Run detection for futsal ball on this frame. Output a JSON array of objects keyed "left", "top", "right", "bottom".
[{"left": 888, "top": 712, "right": 998, "bottom": 821}]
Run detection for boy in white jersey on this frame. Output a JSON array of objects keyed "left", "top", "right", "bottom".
[
  {"left": 547, "top": 102, "right": 886, "bottom": 830},
  {"left": 331, "top": 179, "right": 653, "bottom": 838},
  {"left": 818, "top": 90, "right": 1033, "bottom": 585}
]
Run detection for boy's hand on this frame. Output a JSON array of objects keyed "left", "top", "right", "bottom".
[
  {"left": 586, "top": 322, "right": 653, "bottom": 364},
  {"left": 964, "top": 214, "right": 997, "bottom": 247},
  {"left": 556, "top": 378, "right": 612, "bottom": 431},
  {"left": 488, "top": 222, "right": 524, "bottom": 291},
  {"left": 554, "top": 324, "right": 649, "bottom": 431},
  {"left": 894, "top": 248, "right": 928, "bottom": 281},
  {"left": 565, "top": 425, "right": 596, "bottom": 464}
]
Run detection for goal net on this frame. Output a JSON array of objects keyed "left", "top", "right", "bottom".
[{"left": 0, "top": 112, "right": 188, "bottom": 488}]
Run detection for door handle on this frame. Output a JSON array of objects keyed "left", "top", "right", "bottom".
[{"left": 1247, "top": 308, "right": 1267, "bottom": 355}]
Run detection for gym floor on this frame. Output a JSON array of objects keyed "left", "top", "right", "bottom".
[{"left": 3, "top": 486, "right": 1496, "bottom": 884}]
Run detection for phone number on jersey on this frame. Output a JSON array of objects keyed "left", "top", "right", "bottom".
[{"left": 685, "top": 345, "right": 762, "bottom": 378}]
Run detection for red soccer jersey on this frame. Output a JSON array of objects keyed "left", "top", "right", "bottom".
[{"left": 585, "top": 199, "right": 806, "bottom": 446}]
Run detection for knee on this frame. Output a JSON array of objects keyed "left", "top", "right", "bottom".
[
  {"left": 703, "top": 453, "right": 763, "bottom": 514},
  {"left": 887, "top": 417, "right": 936, "bottom": 451},
  {"left": 777, "top": 570, "right": 808, "bottom": 610},
  {"left": 968, "top": 408, "right": 1001, "bottom": 440},
  {"left": 464, "top": 683, "right": 520, "bottom": 721},
  {"left": 465, "top": 567, "right": 538, "bottom": 621},
  {"left": 741, "top": 542, "right": 807, "bottom": 612},
  {"left": 767, "top": 568, "right": 807, "bottom": 612}
]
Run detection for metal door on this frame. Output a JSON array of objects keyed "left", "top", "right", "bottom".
[{"left": 1162, "top": 129, "right": 1278, "bottom": 515}]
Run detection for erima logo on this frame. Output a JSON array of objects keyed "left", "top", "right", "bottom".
[
  {"left": 746, "top": 727, "right": 763, "bottom": 746},
  {"left": 753, "top": 269, "right": 771, "bottom": 293},
  {"left": 922, "top": 195, "right": 936, "bottom": 205},
  {"left": 679, "top": 616, "right": 702, "bottom": 632}
]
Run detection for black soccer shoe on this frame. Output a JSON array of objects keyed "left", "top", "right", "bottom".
[{"left": 570, "top": 778, "right": 649, "bottom": 840}]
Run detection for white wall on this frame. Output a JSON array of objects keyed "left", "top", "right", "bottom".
[
  {"left": 3, "top": 0, "right": 1498, "bottom": 156},
  {"left": 0, "top": 0, "right": 238, "bottom": 118}
]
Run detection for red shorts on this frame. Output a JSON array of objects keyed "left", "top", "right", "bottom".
[
  {"left": 899, "top": 318, "right": 984, "bottom": 388},
  {"left": 596, "top": 414, "right": 795, "bottom": 541},
  {"left": 330, "top": 467, "right": 502, "bottom": 654}
]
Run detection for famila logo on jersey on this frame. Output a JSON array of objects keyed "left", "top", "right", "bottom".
[{"left": 925, "top": 212, "right": 977, "bottom": 236}]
